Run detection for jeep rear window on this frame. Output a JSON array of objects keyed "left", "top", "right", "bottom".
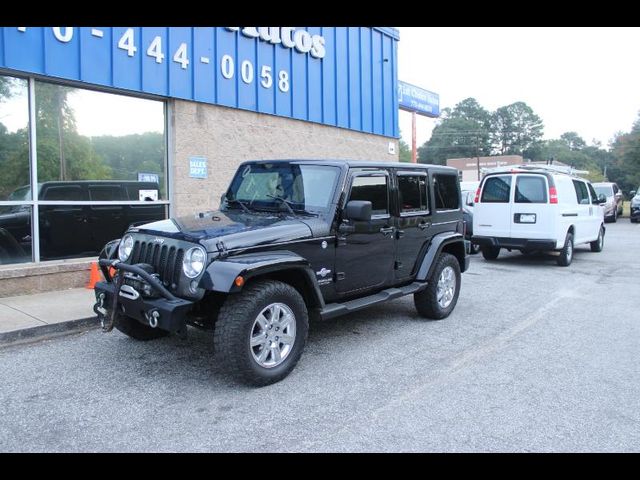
[
  {"left": 481, "top": 176, "right": 512, "bottom": 203},
  {"left": 515, "top": 176, "right": 547, "bottom": 203},
  {"left": 433, "top": 174, "right": 459, "bottom": 210}
]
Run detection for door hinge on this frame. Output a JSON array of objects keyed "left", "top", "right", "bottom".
[
  {"left": 335, "top": 272, "right": 346, "bottom": 281},
  {"left": 394, "top": 261, "right": 403, "bottom": 270}
]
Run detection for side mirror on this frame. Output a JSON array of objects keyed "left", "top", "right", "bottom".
[
  {"left": 344, "top": 200, "right": 372, "bottom": 222},
  {"left": 598, "top": 194, "right": 607, "bottom": 204},
  {"left": 631, "top": 190, "right": 636, "bottom": 197}
]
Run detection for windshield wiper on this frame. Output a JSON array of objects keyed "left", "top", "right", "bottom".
[
  {"left": 266, "top": 194, "right": 296, "bottom": 215},
  {"left": 225, "top": 197, "right": 251, "bottom": 214}
]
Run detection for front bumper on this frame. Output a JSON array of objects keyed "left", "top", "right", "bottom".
[
  {"left": 631, "top": 205, "right": 640, "bottom": 220},
  {"left": 94, "top": 260, "right": 194, "bottom": 333},
  {"left": 471, "top": 236, "right": 557, "bottom": 251}
]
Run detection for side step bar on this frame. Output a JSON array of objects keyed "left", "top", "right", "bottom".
[{"left": 320, "top": 282, "right": 428, "bottom": 320}]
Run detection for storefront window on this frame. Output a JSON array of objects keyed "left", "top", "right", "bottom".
[
  {"left": 0, "top": 75, "right": 32, "bottom": 265},
  {"left": 0, "top": 75, "right": 168, "bottom": 264},
  {"left": 35, "top": 82, "right": 166, "bottom": 199}
]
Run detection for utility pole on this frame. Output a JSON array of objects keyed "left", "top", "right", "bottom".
[
  {"left": 411, "top": 111, "right": 417, "bottom": 163},
  {"left": 475, "top": 132, "right": 480, "bottom": 181}
]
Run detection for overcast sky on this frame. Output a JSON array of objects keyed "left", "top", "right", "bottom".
[{"left": 397, "top": 27, "right": 640, "bottom": 150}]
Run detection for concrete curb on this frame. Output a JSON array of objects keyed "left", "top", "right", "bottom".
[{"left": 0, "top": 317, "right": 100, "bottom": 348}]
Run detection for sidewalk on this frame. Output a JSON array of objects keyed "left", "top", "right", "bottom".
[{"left": 0, "top": 288, "right": 99, "bottom": 347}]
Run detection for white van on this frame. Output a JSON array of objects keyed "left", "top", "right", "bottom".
[{"left": 471, "top": 165, "right": 605, "bottom": 266}]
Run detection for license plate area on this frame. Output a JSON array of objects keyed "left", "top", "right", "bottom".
[{"left": 514, "top": 213, "right": 536, "bottom": 224}]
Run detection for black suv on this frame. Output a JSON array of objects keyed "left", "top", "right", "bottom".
[{"left": 94, "top": 160, "right": 469, "bottom": 386}]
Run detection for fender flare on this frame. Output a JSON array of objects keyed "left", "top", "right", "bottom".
[
  {"left": 415, "top": 232, "right": 467, "bottom": 281},
  {"left": 200, "top": 250, "right": 325, "bottom": 306}
]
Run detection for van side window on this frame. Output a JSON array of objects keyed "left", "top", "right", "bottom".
[
  {"left": 349, "top": 175, "right": 389, "bottom": 216},
  {"left": 515, "top": 176, "right": 547, "bottom": 203},
  {"left": 481, "top": 176, "right": 511, "bottom": 203},
  {"left": 572, "top": 180, "right": 590, "bottom": 205},
  {"left": 398, "top": 175, "right": 428, "bottom": 213},
  {"left": 433, "top": 174, "right": 459, "bottom": 210}
]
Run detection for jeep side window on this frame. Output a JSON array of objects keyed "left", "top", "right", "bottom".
[
  {"left": 481, "top": 176, "right": 511, "bottom": 203},
  {"left": 572, "top": 180, "right": 590, "bottom": 205},
  {"left": 349, "top": 175, "right": 389, "bottom": 216},
  {"left": 433, "top": 174, "right": 459, "bottom": 210},
  {"left": 398, "top": 175, "right": 428, "bottom": 213}
]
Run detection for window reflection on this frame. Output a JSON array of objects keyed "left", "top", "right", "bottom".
[
  {"left": 0, "top": 76, "right": 30, "bottom": 201},
  {"left": 0, "top": 204, "right": 33, "bottom": 264},
  {"left": 35, "top": 82, "right": 166, "bottom": 200}
]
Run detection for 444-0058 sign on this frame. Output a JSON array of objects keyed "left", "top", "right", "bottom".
[{"left": 1, "top": 27, "right": 400, "bottom": 137}]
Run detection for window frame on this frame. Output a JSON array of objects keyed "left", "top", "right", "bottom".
[
  {"left": 346, "top": 170, "right": 390, "bottom": 219},
  {"left": 0, "top": 72, "right": 170, "bottom": 264},
  {"left": 432, "top": 172, "right": 461, "bottom": 211},
  {"left": 396, "top": 170, "right": 429, "bottom": 216}
]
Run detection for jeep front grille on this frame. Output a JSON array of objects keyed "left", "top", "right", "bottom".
[{"left": 129, "top": 241, "right": 184, "bottom": 287}]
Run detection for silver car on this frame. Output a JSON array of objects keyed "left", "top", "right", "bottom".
[{"left": 593, "top": 182, "right": 624, "bottom": 223}]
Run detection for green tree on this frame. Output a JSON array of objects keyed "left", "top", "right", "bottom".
[
  {"left": 609, "top": 114, "right": 640, "bottom": 193},
  {"left": 417, "top": 98, "right": 491, "bottom": 165},
  {"left": 491, "top": 101, "right": 544, "bottom": 156},
  {"left": 399, "top": 137, "right": 412, "bottom": 163},
  {"left": 559, "top": 131, "right": 587, "bottom": 151}
]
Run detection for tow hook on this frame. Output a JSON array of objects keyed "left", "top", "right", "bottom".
[
  {"left": 93, "top": 293, "right": 109, "bottom": 330},
  {"left": 145, "top": 309, "right": 160, "bottom": 328}
]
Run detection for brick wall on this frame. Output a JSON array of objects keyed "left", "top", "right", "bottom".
[{"left": 170, "top": 100, "right": 398, "bottom": 217}]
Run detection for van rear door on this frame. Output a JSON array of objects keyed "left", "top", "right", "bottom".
[
  {"left": 510, "top": 174, "right": 552, "bottom": 240},
  {"left": 474, "top": 174, "right": 512, "bottom": 238}
]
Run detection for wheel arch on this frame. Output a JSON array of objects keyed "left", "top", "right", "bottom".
[
  {"left": 201, "top": 250, "right": 324, "bottom": 309},
  {"left": 415, "top": 232, "right": 467, "bottom": 282}
]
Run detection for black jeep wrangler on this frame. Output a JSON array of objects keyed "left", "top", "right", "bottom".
[{"left": 94, "top": 160, "right": 469, "bottom": 386}]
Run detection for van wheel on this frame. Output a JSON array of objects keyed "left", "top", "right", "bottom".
[
  {"left": 414, "top": 253, "right": 461, "bottom": 320},
  {"left": 481, "top": 246, "right": 500, "bottom": 260},
  {"left": 590, "top": 226, "right": 604, "bottom": 252},
  {"left": 115, "top": 314, "right": 170, "bottom": 341},
  {"left": 214, "top": 280, "right": 309, "bottom": 387},
  {"left": 557, "top": 233, "right": 574, "bottom": 266}
]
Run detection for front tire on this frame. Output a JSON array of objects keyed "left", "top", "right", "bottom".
[
  {"left": 557, "top": 232, "right": 574, "bottom": 266},
  {"left": 414, "top": 253, "right": 461, "bottom": 320},
  {"left": 115, "top": 314, "right": 170, "bottom": 341},
  {"left": 590, "top": 226, "right": 604, "bottom": 252},
  {"left": 214, "top": 280, "right": 309, "bottom": 387}
]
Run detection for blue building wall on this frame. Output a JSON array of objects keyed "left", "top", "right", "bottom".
[{"left": 0, "top": 26, "right": 399, "bottom": 138}]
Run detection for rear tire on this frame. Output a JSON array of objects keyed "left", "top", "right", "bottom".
[
  {"left": 557, "top": 232, "right": 574, "bottom": 266},
  {"left": 214, "top": 280, "right": 309, "bottom": 387},
  {"left": 481, "top": 246, "right": 500, "bottom": 260},
  {"left": 414, "top": 253, "right": 461, "bottom": 320},
  {"left": 115, "top": 314, "right": 170, "bottom": 341},
  {"left": 590, "top": 226, "right": 604, "bottom": 252}
]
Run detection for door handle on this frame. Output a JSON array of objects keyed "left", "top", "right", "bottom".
[
  {"left": 396, "top": 229, "right": 405, "bottom": 239},
  {"left": 379, "top": 226, "right": 395, "bottom": 236},
  {"left": 418, "top": 221, "right": 431, "bottom": 230}
]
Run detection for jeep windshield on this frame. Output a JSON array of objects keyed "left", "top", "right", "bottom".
[{"left": 223, "top": 162, "right": 340, "bottom": 215}]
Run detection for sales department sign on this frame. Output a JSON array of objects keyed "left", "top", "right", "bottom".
[{"left": 0, "top": 26, "right": 399, "bottom": 138}]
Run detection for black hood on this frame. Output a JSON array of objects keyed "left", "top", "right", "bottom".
[{"left": 131, "top": 210, "right": 313, "bottom": 252}]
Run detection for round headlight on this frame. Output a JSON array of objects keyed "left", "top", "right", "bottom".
[
  {"left": 118, "top": 234, "right": 134, "bottom": 262},
  {"left": 183, "top": 247, "right": 206, "bottom": 278}
]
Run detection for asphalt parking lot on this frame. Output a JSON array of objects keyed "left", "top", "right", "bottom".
[{"left": 1, "top": 221, "right": 638, "bottom": 452}]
